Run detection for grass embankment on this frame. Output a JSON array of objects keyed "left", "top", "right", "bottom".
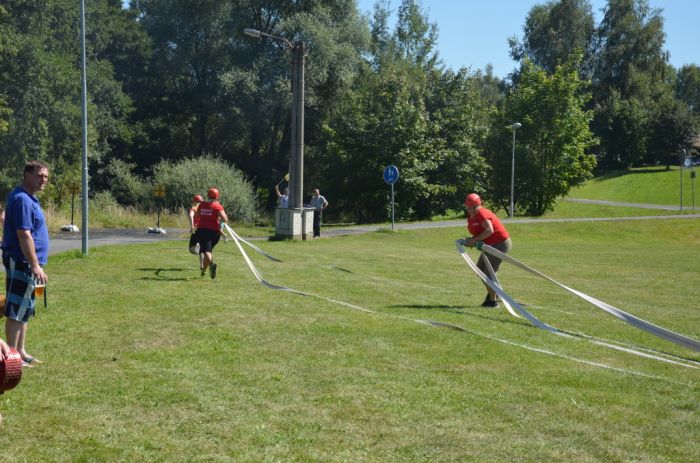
[
  {"left": 417, "top": 167, "right": 700, "bottom": 223},
  {"left": 569, "top": 166, "right": 698, "bottom": 206},
  {"left": 2, "top": 219, "right": 698, "bottom": 462}
]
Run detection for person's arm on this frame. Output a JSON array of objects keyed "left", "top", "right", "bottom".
[
  {"left": 466, "top": 220, "right": 494, "bottom": 247},
  {"left": 218, "top": 209, "right": 229, "bottom": 224},
  {"left": 274, "top": 184, "right": 282, "bottom": 199},
  {"left": 0, "top": 336, "right": 10, "bottom": 361},
  {"left": 322, "top": 197, "right": 328, "bottom": 210},
  {"left": 188, "top": 208, "right": 196, "bottom": 231},
  {"left": 17, "top": 229, "right": 47, "bottom": 284}
]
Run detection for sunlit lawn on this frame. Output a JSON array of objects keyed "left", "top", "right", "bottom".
[
  {"left": 569, "top": 165, "right": 699, "bottom": 207},
  {"left": 1, "top": 218, "right": 699, "bottom": 462}
]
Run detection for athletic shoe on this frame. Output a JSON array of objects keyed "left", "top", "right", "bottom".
[
  {"left": 480, "top": 294, "right": 491, "bottom": 307},
  {"left": 482, "top": 299, "right": 499, "bottom": 308},
  {"left": 210, "top": 262, "right": 217, "bottom": 279}
]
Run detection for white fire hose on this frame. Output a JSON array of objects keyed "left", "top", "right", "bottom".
[{"left": 456, "top": 240, "right": 700, "bottom": 353}]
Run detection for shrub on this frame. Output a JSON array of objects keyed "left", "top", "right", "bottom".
[
  {"left": 153, "top": 156, "right": 257, "bottom": 222},
  {"left": 100, "top": 159, "right": 150, "bottom": 207}
]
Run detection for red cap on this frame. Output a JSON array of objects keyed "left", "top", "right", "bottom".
[
  {"left": 193, "top": 194, "right": 204, "bottom": 202},
  {"left": 464, "top": 193, "right": 481, "bottom": 207},
  {"left": 207, "top": 187, "right": 220, "bottom": 200}
]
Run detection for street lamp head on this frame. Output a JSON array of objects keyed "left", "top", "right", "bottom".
[
  {"left": 244, "top": 28, "right": 261, "bottom": 38},
  {"left": 511, "top": 122, "right": 522, "bottom": 130}
]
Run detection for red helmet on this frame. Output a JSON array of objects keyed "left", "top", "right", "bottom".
[
  {"left": 207, "top": 187, "right": 219, "bottom": 200},
  {"left": 464, "top": 193, "right": 481, "bottom": 207},
  {"left": 193, "top": 194, "right": 204, "bottom": 202}
]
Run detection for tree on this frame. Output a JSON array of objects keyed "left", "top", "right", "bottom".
[
  {"left": 593, "top": 0, "right": 666, "bottom": 101},
  {"left": 590, "top": 0, "right": 692, "bottom": 168},
  {"left": 129, "top": 0, "right": 369, "bottom": 212},
  {"left": 0, "top": 0, "right": 143, "bottom": 205},
  {"left": 676, "top": 64, "right": 700, "bottom": 118},
  {"left": 509, "top": 0, "right": 596, "bottom": 78},
  {"left": 486, "top": 55, "right": 597, "bottom": 216},
  {"left": 316, "top": 0, "right": 490, "bottom": 222}
]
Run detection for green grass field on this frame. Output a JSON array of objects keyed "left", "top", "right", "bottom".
[
  {"left": 2, "top": 217, "right": 699, "bottom": 462},
  {"left": 569, "top": 166, "right": 699, "bottom": 207}
]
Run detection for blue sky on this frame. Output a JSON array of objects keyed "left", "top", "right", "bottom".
[{"left": 356, "top": 0, "right": 699, "bottom": 77}]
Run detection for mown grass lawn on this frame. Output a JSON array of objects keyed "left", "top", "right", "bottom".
[
  {"left": 569, "top": 166, "right": 699, "bottom": 207},
  {"left": 2, "top": 219, "right": 699, "bottom": 462}
]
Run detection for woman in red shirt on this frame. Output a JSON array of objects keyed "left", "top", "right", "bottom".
[
  {"left": 463, "top": 193, "right": 512, "bottom": 307},
  {"left": 193, "top": 187, "right": 228, "bottom": 279}
]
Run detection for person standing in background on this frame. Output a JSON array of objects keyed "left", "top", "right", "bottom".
[
  {"left": 274, "top": 184, "right": 289, "bottom": 209},
  {"left": 309, "top": 188, "right": 329, "bottom": 238},
  {"left": 2, "top": 160, "right": 50, "bottom": 366}
]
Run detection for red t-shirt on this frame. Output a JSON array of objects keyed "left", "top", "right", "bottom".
[
  {"left": 467, "top": 207, "right": 509, "bottom": 245},
  {"left": 195, "top": 201, "right": 224, "bottom": 231}
]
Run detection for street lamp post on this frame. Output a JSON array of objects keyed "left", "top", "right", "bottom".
[
  {"left": 509, "top": 122, "right": 522, "bottom": 218},
  {"left": 245, "top": 28, "right": 310, "bottom": 239},
  {"left": 80, "top": 0, "right": 90, "bottom": 253}
]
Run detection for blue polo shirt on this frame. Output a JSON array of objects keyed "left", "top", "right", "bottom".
[{"left": 1, "top": 186, "right": 49, "bottom": 266}]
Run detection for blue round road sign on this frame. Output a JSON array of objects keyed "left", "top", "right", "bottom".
[{"left": 383, "top": 165, "right": 399, "bottom": 185}]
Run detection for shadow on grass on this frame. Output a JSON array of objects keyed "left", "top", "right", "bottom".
[{"left": 137, "top": 267, "right": 200, "bottom": 281}]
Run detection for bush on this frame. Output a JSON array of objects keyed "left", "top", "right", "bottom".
[
  {"left": 100, "top": 159, "right": 150, "bottom": 207},
  {"left": 153, "top": 156, "right": 257, "bottom": 222}
]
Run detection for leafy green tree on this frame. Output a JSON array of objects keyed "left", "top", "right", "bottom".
[
  {"left": 646, "top": 82, "right": 696, "bottom": 166},
  {"left": 129, "top": 0, "right": 368, "bottom": 213},
  {"left": 509, "top": 0, "right": 596, "bottom": 78},
  {"left": 589, "top": 0, "right": 691, "bottom": 167},
  {"left": 676, "top": 64, "right": 700, "bottom": 118},
  {"left": 0, "top": 0, "right": 142, "bottom": 205},
  {"left": 486, "top": 56, "right": 597, "bottom": 216},
  {"left": 593, "top": 0, "right": 666, "bottom": 101},
  {"left": 316, "top": 0, "right": 490, "bottom": 221},
  {"left": 471, "top": 64, "right": 506, "bottom": 110}
]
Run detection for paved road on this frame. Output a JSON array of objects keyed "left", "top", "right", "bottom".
[
  {"left": 564, "top": 198, "right": 693, "bottom": 210},
  {"left": 46, "top": 208, "right": 700, "bottom": 256},
  {"left": 47, "top": 228, "right": 188, "bottom": 256}
]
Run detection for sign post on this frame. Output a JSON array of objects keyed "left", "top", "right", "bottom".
[
  {"left": 680, "top": 150, "right": 689, "bottom": 211},
  {"left": 60, "top": 182, "right": 81, "bottom": 232},
  {"left": 148, "top": 184, "right": 167, "bottom": 234},
  {"left": 690, "top": 164, "right": 696, "bottom": 211},
  {"left": 383, "top": 165, "right": 400, "bottom": 231}
]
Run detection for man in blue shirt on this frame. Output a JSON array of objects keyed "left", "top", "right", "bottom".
[{"left": 2, "top": 160, "right": 50, "bottom": 366}]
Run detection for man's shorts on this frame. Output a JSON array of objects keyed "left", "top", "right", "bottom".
[
  {"left": 2, "top": 253, "right": 36, "bottom": 324},
  {"left": 194, "top": 228, "right": 221, "bottom": 254},
  {"left": 188, "top": 233, "right": 200, "bottom": 254}
]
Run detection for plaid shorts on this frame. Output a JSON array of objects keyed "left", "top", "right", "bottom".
[{"left": 3, "top": 253, "right": 36, "bottom": 323}]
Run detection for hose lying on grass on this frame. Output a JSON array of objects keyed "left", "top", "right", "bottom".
[
  {"left": 456, "top": 240, "right": 700, "bottom": 353},
  {"left": 218, "top": 224, "right": 699, "bottom": 371}
]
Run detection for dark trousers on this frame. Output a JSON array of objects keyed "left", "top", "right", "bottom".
[{"left": 313, "top": 210, "right": 322, "bottom": 237}]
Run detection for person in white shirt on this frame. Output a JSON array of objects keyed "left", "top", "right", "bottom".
[
  {"left": 274, "top": 184, "right": 289, "bottom": 208},
  {"left": 309, "top": 188, "right": 329, "bottom": 237}
]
